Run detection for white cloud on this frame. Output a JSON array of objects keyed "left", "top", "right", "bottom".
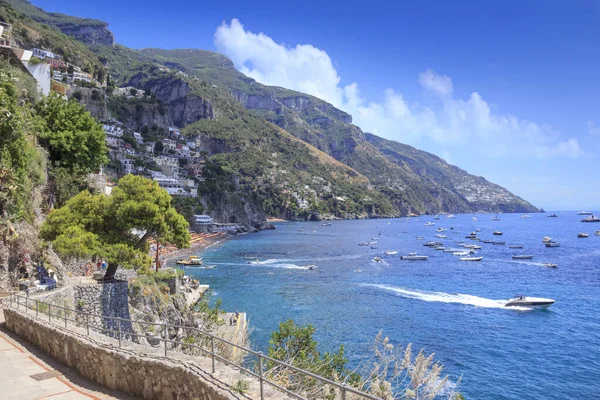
[
  {"left": 214, "top": 19, "right": 584, "bottom": 160},
  {"left": 418, "top": 69, "right": 453, "bottom": 97}
]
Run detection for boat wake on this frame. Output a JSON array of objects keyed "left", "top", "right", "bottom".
[{"left": 366, "top": 284, "right": 531, "bottom": 310}]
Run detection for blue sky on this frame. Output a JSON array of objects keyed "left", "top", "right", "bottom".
[{"left": 33, "top": 0, "right": 600, "bottom": 210}]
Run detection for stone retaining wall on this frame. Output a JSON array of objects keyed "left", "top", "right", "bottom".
[{"left": 4, "top": 308, "right": 288, "bottom": 399}]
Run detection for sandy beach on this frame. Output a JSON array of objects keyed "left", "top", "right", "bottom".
[{"left": 149, "top": 232, "right": 230, "bottom": 264}]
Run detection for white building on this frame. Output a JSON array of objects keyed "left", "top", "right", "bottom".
[
  {"left": 162, "top": 139, "right": 177, "bottom": 151},
  {"left": 121, "top": 158, "right": 135, "bottom": 175},
  {"left": 32, "top": 48, "right": 56, "bottom": 59},
  {"left": 153, "top": 177, "right": 197, "bottom": 197},
  {"left": 133, "top": 132, "right": 143, "bottom": 144},
  {"left": 145, "top": 141, "right": 155, "bottom": 154},
  {"left": 106, "top": 137, "right": 122, "bottom": 148},
  {"left": 193, "top": 215, "right": 213, "bottom": 225},
  {"left": 72, "top": 71, "right": 91, "bottom": 83},
  {"left": 103, "top": 125, "right": 123, "bottom": 137},
  {"left": 52, "top": 70, "right": 63, "bottom": 81},
  {"left": 155, "top": 155, "right": 178, "bottom": 167}
]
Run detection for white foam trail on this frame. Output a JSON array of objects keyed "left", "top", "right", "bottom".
[{"left": 367, "top": 284, "right": 530, "bottom": 311}]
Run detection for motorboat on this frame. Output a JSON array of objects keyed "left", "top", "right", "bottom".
[
  {"left": 373, "top": 257, "right": 383, "bottom": 263},
  {"left": 509, "top": 245, "right": 524, "bottom": 249},
  {"left": 416, "top": 236, "right": 425, "bottom": 240},
  {"left": 248, "top": 259, "right": 260, "bottom": 265},
  {"left": 204, "top": 265, "right": 216, "bottom": 269},
  {"left": 434, "top": 246, "right": 446, "bottom": 251},
  {"left": 542, "top": 263, "right": 558, "bottom": 268},
  {"left": 401, "top": 253, "right": 428, "bottom": 260},
  {"left": 545, "top": 241, "right": 560, "bottom": 248},
  {"left": 542, "top": 236, "right": 552, "bottom": 243},
  {"left": 460, "top": 256, "right": 483, "bottom": 261},
  {"left": 358, "top": 242, "right": 370, "bottom": 246},
  {"left": 245, "top": 255, "right": 258, "bottom": 260},
  {"left": 425, "top": 222, "right": 436, "bottom": 226},
  {"left": 453, "top": 250, "right": 475, "bottom": 256},
  {"left": 447, "top": 214, "right": 455, "bottom": 219},
  {"left": 581, "top": 214, "right": 600, "bottom": 222},
  {"left": 424, "top": 241, "right": 442, "bottom": 247},
  {"left": 521, "top": 215, "right": 531, "bottom": 218},
  {"left": 434, "top": 215, "right": 440, "bottom": 220},
  {"left": 465, "top": 244, "right": 482, "bottom": 249},
  {"left": 578, "top": 211, "right": 593, "bottom": 215},
  {"left": 322, "top": 222, "right": 332, "bottom": 226},
  {"left": 370, "top": 244, "right": 379, "bottom": 249},
  {"left": 493, "top": 231, "right": 503, "bottom": 236},
  {"left": 176, "top": 256, "right": 203, "bottom": 266},
  {"left": 492, "top": 216, "right": 500, "bottom": 221},
  {"left": 435, "top": 234, "right": 447, "bottom": 238},
  {"left": 492, "top": 241, "right": 505, "bottom": 245},
  {"left": 547, "top": 214, "right": 558, "bottom": 218},
  {"left": 476, "top": 228, "right": 481, "bottom": 232},
  {"left": 596, "top": 230, "right": 600, "bottom": 236},
  {"left": 577, "top": 233, "right": 589, "bottom": 238},
  {"left": 436, "top": 227, "right": 447, "bottom": 232},
  {"left": 505, "top": 296, "right": 555, "bottom": 308},
  {"left": 482, "top": 240, "right": 495, "bottom": 244},
  {"left": 512, "top": 255, "right": 533, "bottom": 260},
  {"left": 384, "top": 251, "right": 398, "bottom": 256},
  {"left": 472, "top": 217, "right": 477, "bottom": 222}
]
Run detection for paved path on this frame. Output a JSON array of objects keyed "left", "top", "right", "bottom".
[{"left": 0, "top": 309, "right": 128, "bottom": 400}]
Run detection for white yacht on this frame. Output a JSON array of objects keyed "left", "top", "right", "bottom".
[
  {"left": 577, "top": 233, "right": 589, "bottom": 238},
  {"left": 303, "top": 264, "right": 318, "bottom": 270},
  {"left": 542, "top": 236, "right": 552, "bottom": 243},
  {"left": 578, "top": 211, "right": 593, "bottom": 215},
  {"left": 416, "top": 236, "right": 425, "bottom": 240},
  {"left": 401, "top": 253, "right": 428, "bottom": 260},
  {"left": 545, "top": 241, "right": 560, "bottom": 248},
  {"left": 384, "top": 251, "right": 398, "bottom": 256},
  {"left": 425, "top": 222, "right": 436, "bottom": 226},
  {"left": 373, "top": 257, "right": 383, "bottom": 263},
  {"left": 436, "top": 227, "right": 447, "bottom": 232},
  {"left": 472, "top": 217, "right": 477, "bottom": 222},
  {"left": 447, "top": 214, "right": 456, "bottom": 219},
  {"left": 460, "top": 256, "right": 483, "bottom": 261},
  {"left": 505, "top": 296, "right": 555, "bottom": 308},
  {"left": 521, "top": 214, "right": 531, "bottom": 218},
  {"left": 435, "top": 234, "right": 447, "bottom": 238},
  {"left": 595, "top": 230, "right": 600, "bottom": 236}
]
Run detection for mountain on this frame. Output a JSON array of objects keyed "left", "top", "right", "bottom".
[
  {"left": 138, "top": 48, "right": 539, "bottom": 214},
  {"left": 0, "top": 0, "right": 539, "bottom": 226}
]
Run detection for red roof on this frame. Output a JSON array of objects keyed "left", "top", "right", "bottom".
[{"left": 123, "top": 143, "right": 132, "bottom": 149}]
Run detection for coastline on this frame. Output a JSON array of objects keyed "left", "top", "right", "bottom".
[{"left": 154, "top": 232, "right": 231, "bottom": 264}]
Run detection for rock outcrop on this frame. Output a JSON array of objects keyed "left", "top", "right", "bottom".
[{"left": 54, "top": 21, "right": 114, "bottom": 46}]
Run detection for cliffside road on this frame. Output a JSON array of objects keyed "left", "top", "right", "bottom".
[{"left": 0, "top": 310, "right": 127, "bottom": 400}]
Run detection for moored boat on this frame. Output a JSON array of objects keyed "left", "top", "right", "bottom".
[
  {"left": 542, "top": 236, "right": 552, "bottom": 243},
  {"left": 425, "top": 222, "right": 436, "bottom": 226},
  {"left": 401, "top": 253, "right": 428, "bottom": 260},
  {"left": 547, "top": 214, "right": 558, "bottom": 218},
  {"left": 545, "top": 241, "right": 560, "bottom": 247},
  {"left": 492, "top": 216, "right": 500, "bottom": 221},
  {"left": 595, "top": 230, "right": 600, "bottom": 236},
  {"left": 512, "top": 255, "right": 533, "bottom": 260},
  {"left": 492, "top": 241, "right": 505, "bottom": 245},
  {"left": 521, "top": 214, "right": 531, "bottom": 218},
  {"left": 384, "top": 251, "right": 398, "bottom": 255},
  {"left": 578, "top": 211, "right": 593, "bottom": 215},
  {"left": 176, "top": 256, "right": 203, "bottom": 266},
  {"left": 542, "top": 263, "right": 558, "bottom": 268},
  {"left": 493, "top": 231, "right": 503, "bottom": 236},
  {"left": 509, "top": 245, "right": 524, "bottom": 249},
  {"left": 505, "top": 296, "right": 555, "bottom": 308},
  {"left": 581, "top": 214, "right": 600, "bottom": 222},
  {"left": 460, "top": 256, "right": 483, "bottom": 261},
  {"left": 577, "top": 233, "right": 589, "bottom": 238}
]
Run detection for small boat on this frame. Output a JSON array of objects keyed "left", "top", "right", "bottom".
[
  {"left": 578, "top": 211, "right": 593, "bottom": 215},
  {"left": 492, "top": 216, "right": 500, "bottom": 221},
  {"left": 306, "top": 265, "right": 318, "bottom": 270},
  {"left": 384, "top": 251, "right": 398, "bottom": 256},
  {"left": 425, "top": 222, "right": 435, "bottom": 226},
  {"left": 547, "top": 214, "right": 558, "bottom": 218},
  {"left": 371, "top": 238, "right": 379, "bottom": 241},
  {"left": 447, "top": 214, "right": 455, "bottom": 219},
  {"left": 512, "top": 255, "right": 533, "bottom": 260},
  {"left": 493, "top": 231, "right": 503, "bottom": 236},
  {"left": 492, "top": 241, "right": 505, "bottom": 245},
  {"left": 434, "top": 215, "right": 440, "bottom": 220},
  {"left": 358, "top": 242, "right": 370, "bottom": 246},
  {"left": 434, "top": 246, "right": 446, "bottom": 251},
  {"left": 509, "top": 245, "right": 524, "bottom": 249},
  {"left": 542, "top": 263, "right": 558, "bottom": 268},
  {"left": 453, "top": 251, "right": 471, "bottom": 256},
  {"left": 370, "top": 244, "right": 379, "bottom": 249},
  {"left": 204, "top": 265, "right": 216, "bottom": 269},
  {"left": 595, "top": 230, "right": 600, "bottom": 236},
  {"left": 176, "top": 256, "right": 203, "bottom": 266},
  {"left": 581, "top": 214, "right": 600, "bottom": 222},
  {"left": 476, "top": 228, "right": 481, "bottom": 232},
  {"left": 505, "top": 295, "right": 555, "bottom": 308},
  {"left": 521, "top": 215, "right": 531, "bottom": 218},
  {"left": 373, "top": 257, "right": 383, "bottom": 263},
  {"left": 472, "top": 217, "right": 477, "bottom": 222},
  {"left": 460, "top": 256, "right": 483, "bottom": 261},
  {"left": 577, "top": 233, "right": 589, "bottom": 238},
  {"left": 482, "top": 240, "right": 495, "bottom": 244},
  {"left": 401, "top": 253, "right": 428, "bottom": 260},
  {"left": 322, "top": 222, "right": 332, "bottom": 226},
  {"left": 245, "top": 255, "right": 258, "bottom": 260},
  {"left": 435, "top": 234, "right": 447, "bottom": 238},
  {"left": 542, "top": 236, "right": 552, "bottom": 243},
  {"left": 436, "top": 227, "right": 447, "bottom": 232},
  {"left": 545, "top": 241, "right": 560, "bottom": 248},
  {"left": 465, "top": 244, "right": 482, "bottom": 249},
  {"left": 248, "top": 260, "right": 260, "bottom": 265},
  {"left": 416, "top": 236, "right": 425, "bottom": 240},
  {"left": 424, "top": 241, "right": 441, "bottom": 247}
]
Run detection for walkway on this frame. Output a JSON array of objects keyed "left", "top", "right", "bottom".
[{"left": 0, "top": 308, "right": 128, "bottom": 400}]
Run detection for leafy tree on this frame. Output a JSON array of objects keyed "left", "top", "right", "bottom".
[
  {"left": 41, "top": 175, "right": 190, "bottom": 277},
  {"left": 36, "top": 93, "right": 108, "bottom": 175},
  {"left": 67, "top": 64, "right": 74, "bottom": 75},
  {"left": 154, "top": 141, "right": 164, "bottom": 153}
]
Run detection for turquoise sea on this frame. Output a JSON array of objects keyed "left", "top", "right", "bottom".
[{"left": 172, "top": 212, "right": 600, "bottom": 399}]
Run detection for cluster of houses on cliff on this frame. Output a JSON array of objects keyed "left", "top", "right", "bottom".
[
  {"left": 103, "top": 123, "right": 206, "bottom": 199},
  {"left": 0, "top": 21, "right": 98, "bottom": 96}
]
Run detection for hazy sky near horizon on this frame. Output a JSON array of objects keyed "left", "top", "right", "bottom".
[{"left": 33, "top": 0, "right": 600, "bottom": 210}]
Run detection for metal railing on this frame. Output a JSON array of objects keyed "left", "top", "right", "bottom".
[{"left": 5, "top": 293, "right": 380, "bottom": 400}]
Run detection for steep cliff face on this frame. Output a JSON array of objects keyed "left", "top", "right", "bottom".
[
  {"left": 128, "top": 72, "right": 214, "bottom": 128},
  {"left": 54, "top": 21, "right": 114, "bottom": 46},
  {"left": 67, "top": 86, "right": 110, "bottom": 121}
]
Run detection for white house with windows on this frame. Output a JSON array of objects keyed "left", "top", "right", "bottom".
[
  {"left": 103, "top": 125, "right": 123, "bottom": 137},
  {"left": 133, "top": 132, "right": 143, "bottom": 144},
  {"left": 106, "top": 136, "right": 122, "bottom": 148},
  {"left": 162, "top": 138, "right": 177, "bottom": 151},
  {"left": 32, "top": 48, "right": 56, "bottom": 59},
  {"left": 153, "top": 177, "right": 197, "bottom": 197},
  {"left": 121, "top": 158, "right": 135, "bottom": 175}
]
